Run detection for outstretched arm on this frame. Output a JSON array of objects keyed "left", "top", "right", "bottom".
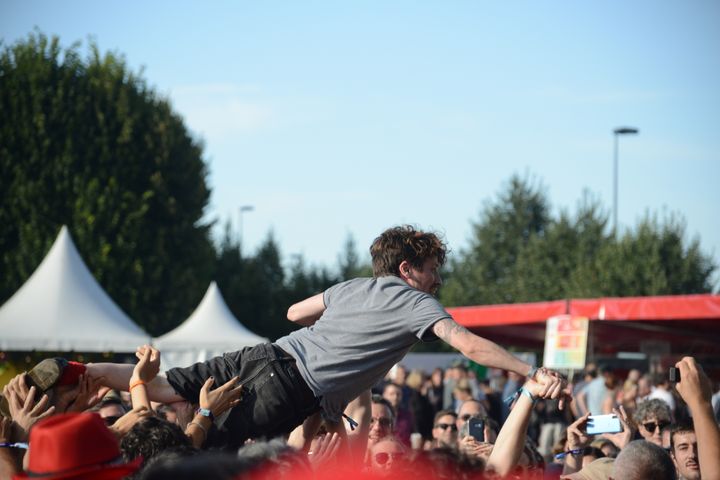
[
  {"left": 675, "top": 357, "right": 720, "bottom": 480},
  {"left": 486, "top": 377, "right": 562, "bottom": 475},
  {"left": 287, "top": 292, "right": 326, "bottom": 326},
  {"left": 432, "top": 318, "right": 532, "bottom": 376}
]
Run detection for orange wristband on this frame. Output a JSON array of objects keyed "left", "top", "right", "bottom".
[{"left": 129, "top": 379, "right": 146, "bottom": 392}]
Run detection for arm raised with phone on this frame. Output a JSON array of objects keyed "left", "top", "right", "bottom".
[{"left": 674, "top": 357, "right": 720, "bottom": 480}]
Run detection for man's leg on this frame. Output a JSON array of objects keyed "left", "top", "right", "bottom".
[{"left": 86, "top": 363, "right": 183, "bottom": 403}]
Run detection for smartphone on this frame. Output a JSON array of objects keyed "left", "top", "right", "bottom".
[
  {"left": 668, "top": 367, "right": 681, "bottom": 383},
  {"left": 468, "top": 418, "right": 485, "bottom": 442},
  {"left": 586, "top": 414, "right": 622, "bottom": 435}
]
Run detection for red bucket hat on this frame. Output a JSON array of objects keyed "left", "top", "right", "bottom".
[{"left": 14, "top": 413, "right": 141, "bottom": 480}]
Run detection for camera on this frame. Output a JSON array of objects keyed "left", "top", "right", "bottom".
[{"left": 668, "top": 367, "right": 681, "bottom": 383}]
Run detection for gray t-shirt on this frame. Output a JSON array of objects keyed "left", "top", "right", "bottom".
[{"left": 276, "top": 276, "right": 451, "bottom": 421}]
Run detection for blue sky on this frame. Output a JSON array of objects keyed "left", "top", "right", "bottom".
[{"left": 2, "top": 1, "right": 719, "bottom": 287}]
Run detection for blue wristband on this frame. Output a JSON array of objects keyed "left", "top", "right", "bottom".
[{"left": 519, "top": 386, "right": 536, "bottom": 403}]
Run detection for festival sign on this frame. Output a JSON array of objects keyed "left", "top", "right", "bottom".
[{"left": 543, "top": 314, "right": 589, "bottom": 369}]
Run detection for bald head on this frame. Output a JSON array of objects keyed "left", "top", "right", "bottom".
[{"left": 612, "top": 440, "right": 675, "bottom": 480}]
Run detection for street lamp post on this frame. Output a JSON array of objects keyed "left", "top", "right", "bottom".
[
  {"left": 613, "top": 127, "right": 639, "bottom": 236},
  {"left": 238, "top": 205, "right": 254, "bottom": 256}
]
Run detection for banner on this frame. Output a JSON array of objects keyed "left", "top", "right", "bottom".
[{"left": 543, "top": 314, "right": 589, "bottom": 369}]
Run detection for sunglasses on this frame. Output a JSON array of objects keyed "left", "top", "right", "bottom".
[
  {"left": 370, "top": 417, "right": 392, "bottom": 428},
  {"left": 435, "top": 423, "right": 457, "bottom": 431},
  {"left": 642, "top": 421, "right": 670, "bottom": 432},
  {"left": 374, "top": 452, "right": 405, "bottom": 465}
]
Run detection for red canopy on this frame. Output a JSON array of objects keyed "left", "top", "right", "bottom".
[{"left": 447, "top": 294, "right": 720, "bottom": 357}]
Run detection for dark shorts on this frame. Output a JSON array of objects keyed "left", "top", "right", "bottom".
[{"left": 166, "top": 343, "right": 320, "bottom": 447}]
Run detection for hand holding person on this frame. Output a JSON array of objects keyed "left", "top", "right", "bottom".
[
  {"left": 199, "top": 376, "right": 243, "bottom": 418},
  {"left": 185, "top": 376, "right": 243, "bottom": 448},
  {"left": 532, "top": 368, "right": 571, "bottom": 409},
  {"left": 307, "top": 432, "right": 342, "bottom": 470},
  {"left": 63, "top": 374, "right": 111, "bottom": 413},
  {"left": 3, "top": 385, "right": 55, "bottom": 440}
]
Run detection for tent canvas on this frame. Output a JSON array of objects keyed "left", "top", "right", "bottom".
[
  {"left": 153, "top": 282, "right": 268, "bottom": 371},
  {"left": 447, "top": 294, "right": 720, "bottom": 356},
  {"left": 0, "top": 226, "right": 150, "bottom": 352}
]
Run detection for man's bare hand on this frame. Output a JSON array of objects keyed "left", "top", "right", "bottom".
[
  {"left": 602, "top": 405, "right": 634, "bottom": 449},
  {"left": 5, "top": 385, "right": 55, "bottom": 440},
  {"left": 131, "top": 345, "right": 161, "bottom": 384},
  {"left": 199, "top": 376, "right": 243, "bottom": 418},
  {"left": 533, "top": 368, "right": 570, "bottom": 408},
  {"left": 63, "top": 374, "right": 111, "bottom": 413},
  {"left": 674, "top": 356, "right": 712, "bottom": 409},
  {"left": 308, "top": 432, "right": 342, "bottom": 470},
  {"left": 459, "top": 437, "right": 493, "bottom": 462},
  {"left": 566, "top": 412, "right": 592, "bottom": 450}
]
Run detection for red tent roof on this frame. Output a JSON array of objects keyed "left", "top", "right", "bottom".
[
  {"left": 446, "top": 294, "right": 720, "bottom": 357},
  {"left": 448, "top": 294, "right": 720, "bottom": 326}
]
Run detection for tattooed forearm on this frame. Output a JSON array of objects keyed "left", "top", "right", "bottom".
[{"left": 433, "top": 318, "right": 470, "bottom": 342}]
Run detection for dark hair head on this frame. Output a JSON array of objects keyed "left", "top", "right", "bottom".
[
  {"left": 121, "top": 416, "right": 192, "bottom": 467},
  {"left": 433, "top": 409, "right": 457, "bottom": 425},
  {"left": 371, "top": 394, "right": 396, "bottom": 422},
  {"left": 370, "top": 225, "right": 447, "bottom": 277},
  {"left": 670, "top": 421, "right": 695, "bottom": 452}
]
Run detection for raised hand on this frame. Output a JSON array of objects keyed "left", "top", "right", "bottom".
[
  {"left": 566, "top": 412, "right": 592, "bottom": 451},
  {"left": 674, "top": 356, "right": 712, "bottom": 409},
  {"left": 64, "top": 374, "right": 111, "bottom": 413},
  {"left": 199, "top": 376, "right": 243, "bottom": 417},
  {"left": 132, "top": 345, "right": 161, "bottom": 384},
  {"left": 308, "top": 432, "right": 342, "bottom": 470},
  {"left": 4, "top": 385, "right": 55, "bottom": 440},
  {"left": 602, "top": 405, "right": 634, "bottom": 449}
]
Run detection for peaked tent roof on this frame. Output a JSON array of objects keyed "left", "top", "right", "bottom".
[
  {"left": 153, "top": 282, "right": 268, "bottom": 370},
  {"left": 0, "top": 226, "right": 151, "bottom": 352}
]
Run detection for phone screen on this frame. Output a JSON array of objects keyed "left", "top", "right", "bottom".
[
  {"left": 468, "top": 418, "right": 485, "bottom": 442},
  {"left": 586, "top": 414, "right": 622, "bottom": 435}
]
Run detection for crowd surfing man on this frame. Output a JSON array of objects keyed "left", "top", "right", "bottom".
[{"left": 82, "top": 226, "right": 566, "bottom": 447}]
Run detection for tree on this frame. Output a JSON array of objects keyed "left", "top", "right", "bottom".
[
  {"left": 337, "top": 232, "right": 373, "bottom": 281},
  {"left": 441, "top": 174, "right": 551, "bottom": 306},
  {"left": 440, "top": 174, "right": 716, "bottom": 308},
  {"left": 0, "top": 32, "right": 215, "bottom": 335}
]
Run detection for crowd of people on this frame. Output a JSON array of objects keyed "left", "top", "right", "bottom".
[
  {"left": 0, "top": 225, "right": 719, "bottom": 479},
  {"left": 1, "top": 353, "right": 719, "bottom": 479}
]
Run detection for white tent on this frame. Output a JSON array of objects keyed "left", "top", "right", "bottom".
[
  {"left": 154, "top": 282, "right": 268, "bottom": 371},
  {"left": 0, "top": 226, "right": 151, "bottom": 352}
]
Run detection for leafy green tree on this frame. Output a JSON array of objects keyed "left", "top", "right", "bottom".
[
  {"left": 441, "top": 174, "right": 551, "bottom": 306},
  {"left": 337, "top": 233, "right": 373, "bottom": 281},
  {"left": 440, "top": 175, "right": 716, "bottom": 308},
  {"left": 576, "top": 214, "right": 716, "bottom": 297},
  {"left": 0, "top": 32, "right": 214, "bottom": 335}
]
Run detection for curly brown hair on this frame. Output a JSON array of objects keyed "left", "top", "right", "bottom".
[{"left": 370, "top": 225, "right": 447, "bottom": 277}]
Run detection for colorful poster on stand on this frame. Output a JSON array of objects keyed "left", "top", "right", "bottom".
[{"left": 543, "top": 314, "right": 589, "bottom": 369}]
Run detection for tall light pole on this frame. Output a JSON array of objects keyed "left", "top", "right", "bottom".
[
  {"left": 613, "top": 127, "right": 639, "bottom": 236},
  {"left": 238, "top": 205, "right": 254, "bottom": 256}
]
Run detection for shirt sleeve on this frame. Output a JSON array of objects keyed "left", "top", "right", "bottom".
[{"left": 412, "top": 294, "right": 452, "bottom": 341}]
